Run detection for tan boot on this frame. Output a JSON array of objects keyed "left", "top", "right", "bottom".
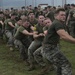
[
  {"left": 38, "top": 66, "right": 50, "bottom": 75},
  {"left": 10, "top": 47, "right": 14, "bottom": 51},
  {"left": 38, "top": 65, "right": 54, "bottom": 75}
]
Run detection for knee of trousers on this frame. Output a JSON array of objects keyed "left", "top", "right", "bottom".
[
  {"left": 28, "top": 48, "right": 34, "bottom": 56},
  {"left": 64, "top": 61, "right": 71, "bottom": 67},
  {"left": 33, "top": 52, "right": 37, "bottom": 59},
  {"left": 33, "top": 51, "right": 39, "bottom": 58}
]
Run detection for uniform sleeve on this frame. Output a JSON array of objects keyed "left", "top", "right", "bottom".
[
  {"left": 7, "top": 19, "right": 11, "bottom": 22},
  {"left": 19, "top": 26, "right": 25, "bottom": 33},
  {"left": 43, "top": 26, "right": 48, "bottom": 31},
  {"left": 54, "top": 22, "right": 65, "bottom": 31}
]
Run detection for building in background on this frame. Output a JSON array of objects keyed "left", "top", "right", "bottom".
[
  {"left": 0, "top": 0, "right": 75, "bottom": 9},
  {"left": 0, "top": 0, "right": 3, "bottom": 8}
]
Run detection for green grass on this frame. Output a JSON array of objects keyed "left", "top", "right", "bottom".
[{"left": 0, "top": 39, "right": 75, "bottom": 75}]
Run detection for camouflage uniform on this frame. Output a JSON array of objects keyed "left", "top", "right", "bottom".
[
  {"left": 28, "top": 23, "right": 44, "bottom": 67},
  {"left": 28, "top": 40, "right": 42, "bottom": 64},
  {"left": 0, "top": 22, "right": 4, "bottom": 39},
  {"left": 14, "top": 26, "right": 31, "bottom": 60},
  {"left": 5, "top": 19, "right": 16, "bottom": 47},
  {"left": 42, "top": 45, "right": 72, "bottom": 75},
  {"left": 68, "top": 9, "right": 75, "bottom": 37},
  {"left": 42, "top": 19, "right": 72, "bottom": 75},
  {"left": 33, "top": 46, "right": 46, "bottom": 67},
  {"left": 14, "top": 39, "right": 27, "bottom": 60},
  {"left": 0, "top": 12, "right": 5, "bottom": 39},
  {"left": 5, "top": 30, "right": 14, "bottom": 46}
]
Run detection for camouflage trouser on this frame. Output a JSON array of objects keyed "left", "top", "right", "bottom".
[
  {"left": 0, "top": 28, "right": 3, "bottom": 39},
  {"left": 14, "top": 39, "right": 28, "bottom": 60},
  {"left": 33, "top": 46, "right": 46, "bottom": 67},
  {"left": 14, "top": 39, "right": 19, "bottom": 48},
  {"left": 28, "top": 40, "right": 42, "bottom": 64},
  {"left": 42, "top": 45, "right": 72, "bottom": 75},
  {"left": 5, "top": 30, "right": 14, "bottom": 46},
  {"left": 68, "top": 21, "right": 75, "bottom": 37}
]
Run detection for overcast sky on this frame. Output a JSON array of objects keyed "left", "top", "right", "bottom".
[{"left": 1, "top": 0, "right": 75, "bottom": 8}]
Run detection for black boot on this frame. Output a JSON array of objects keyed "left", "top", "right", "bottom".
[{"left": 28, "top": 64, "right": 35, "bottom": 71}]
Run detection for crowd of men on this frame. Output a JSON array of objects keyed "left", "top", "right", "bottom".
[{"left": 0, "top": 4, "right": 75, "bottom": 75}]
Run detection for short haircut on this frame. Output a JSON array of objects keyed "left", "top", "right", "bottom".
[
  {"left": 0, "top": 11, "right": 4, "bottom": 14},
  {"left": 15, "top": 17, "right": 22, "bottom": 21},
  {"left": 11, "top": 13, "right": 17, "bottom": 16},
  {"left": 38, "top": 15, "right": 45, "bottom": 18},
  {"left": 28, "top": 11, "right": 34, "bottom": 15},
  {"left": 55, "top": 8, "right": 65, "bottom": 15},
  {"left": 71, "top": 4, "right": 75, "bottom": 7}
]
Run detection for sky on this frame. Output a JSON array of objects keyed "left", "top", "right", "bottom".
[{"left": 1, "top": 0, "right": 75, "bottom": 8}]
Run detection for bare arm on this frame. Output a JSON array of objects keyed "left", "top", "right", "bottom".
[
  {"left": 0, "top": 21, "right": 4, "bottom": 25},
  {"left": 44, "top": 30, "right": 47, "bottom": 36},
  {"left": 8, "top": 22, "right": 15, "bottom": 28},
  {"left": 30, "top": 26, "right": 35, "bottom": 31},
  {"left": 33, "top": 31, "right": 44, "bottom": 39},
  {"left": 57, "top": 29, "right": 75, "bottom": 43},
  {"left": 22, "top": 30, "right": 33, "bottom": 36},
  {"left": 33, "top": 31, "right": 40, "bottom": 38}
]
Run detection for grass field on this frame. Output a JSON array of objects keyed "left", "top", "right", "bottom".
[{"left": 0, "top": 39, "right": 75, "bottom": 75}]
